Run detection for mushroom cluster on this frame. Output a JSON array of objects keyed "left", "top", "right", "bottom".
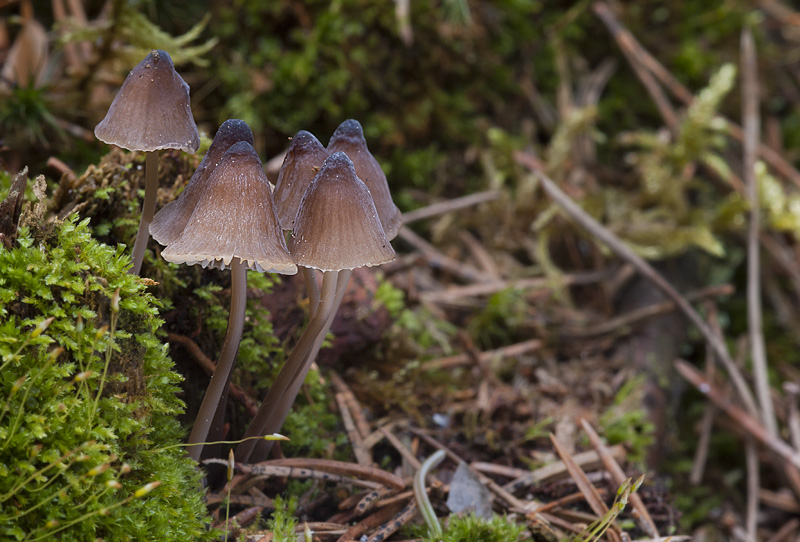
[
  {"left": 152, "top": 134, "right": 297, "bottom": 461},
  {"left": 96, "top": 54, "right": 401, "bottom": 464},
  {"left": 238, "top": 135, "right": 399, "bottom": 462}
]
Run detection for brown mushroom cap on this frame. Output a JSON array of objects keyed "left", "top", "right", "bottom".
[
  {"left": 150, "top": 119, "right": 254, "bottom": 246},
  {"left": 327, "top": 119, "right": 402, "bottom": 240},
  {"left": 273, "top": 130, "right": 330, "bottom": 230},
  {"left": 161, "top": 141, "right": 297, "bottom": 274},
  {"left": 288, "top": 151, "right": 396, "bottom": 271},
  {"left": 94, "top": 49, "right": 200, "bottom": 153}
]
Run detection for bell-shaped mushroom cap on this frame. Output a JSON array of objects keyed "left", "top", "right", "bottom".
[
  {"left": 288, "top": 152, "right": 396, "bottom": 271},
  {"left": 161, "top": 141, "right": 297, "bottom": 275},
  {"left": 150, "top": 119, "right": 254, "bottom": 246},
  {"left": 327, "top": 119, "right": 402, "bottom": 240},
  {"left": 94, "top": 49, "right": 200, "bottom": 154},
  {"left": 273, "top": 130, "right": 330, "bottom": 230}
]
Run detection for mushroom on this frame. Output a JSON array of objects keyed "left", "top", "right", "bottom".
[
  {"left": 160, "top": 141, "right": 297, "bottom": 460},
  {"left": 273, "top": 130, "right": 331, "bottom": 230},
  {"left": 94, "top": 49, "right": 200, "bottom": 275},
  {"left": 327, "top": 119, "right": 402, "bottom": 240},
  {"left": 273, "top": 130, "right": 331, "bottom": 315},
  {"left": 150, "top": 119, "right": 254, "bottom": 247},
  {"left": 236, "top": 151, "right": 395, "bottom": 462}
]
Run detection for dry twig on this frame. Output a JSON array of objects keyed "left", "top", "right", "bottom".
[
  {"left": 742, "top": 25, "right": 777, "bottom": 438},
  {"left": 364, "top": 500, "right": 418, "bottom": 542},
  {"left": 401, "top": 189, "right": 500, "bottom": 224},
  {"left": 235, "top": 458, "right": 405, "bottom": 490},
  {"left": 483, "top": 445, "right": 626, "bottom": 492},
  {"left": 580, "top": 419, "right": 658, "bottom": 538},
  {"left": 336, "top": 500, "right": 406, "bottom": 542},
  {"left": 330, "top": 373, "right": 372, "bottom": 439},
  {"left": 335, "top": 392, "right": 373, "bottom": 467},
  {"left": 745, "top": 437, "right": 759, "bottom": 540},
  {"left": 420, "top": 268, "right": 612, "bottom": 305},
  {"left": 422, "top": 338, "right": 543, "bottom": 371},
  {"left": 397, "top": 226, "right": 492, "bottom": 282},
  {"left": 379, "top": 426, "right": 425, "bottom": 476},
  {"left": 397, "top": 226, "right": 494, "bottom": 283},
  {"left": 561, "top": 284, "right": 733, "bottom": 338},
  {"left": 549, "top": 434, "right": 622, "bottom": 542},
  {"left": 675, "top": 360, "right": 800, "bottom": 471},
  {"left": 690, "top": 302, "right": 721, "bottom": 485}
]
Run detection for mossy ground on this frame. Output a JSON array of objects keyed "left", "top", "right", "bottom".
[{"left": 0, "top": 205, "right": 217, "bottom": 540}]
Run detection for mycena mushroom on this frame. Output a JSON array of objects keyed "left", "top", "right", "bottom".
[
  {"left": 273, "top": 130, "right": 331, "bottom": 231},
  {"left": 328, "top": 119, "right": 402, "bottom": 240},
  {"left": 94, "top": 49, "right": 200, "bottom": 275},
  {"left": 237, "top": 151, "right": 395, "bottom": 462},
  {"left": 150, "top": 119, "right": 254, "bottom": 247},
  {"left": 273, "top": 130, "right": 331, "bottom": 315},
  {"left": 160, "top": 141, "right": 297, "bottom": 461}
]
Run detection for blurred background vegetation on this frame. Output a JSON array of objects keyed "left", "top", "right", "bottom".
[{"left": 0, "top": 0, "right": 764, "bottom": 196}]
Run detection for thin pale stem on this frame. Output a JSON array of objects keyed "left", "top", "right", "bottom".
[
  {"left": 742, "top": 27, "right": 776, "bottom": 437},
  {"left": 413, "top": 449, "right": 446, "bottom": 538},
  {"left": 129, "top": 151, "right": 158, "bottom": 275},
  {"left": 201, "top": 385, "right": 230, "bottom": 480},
  {"left": 252, "top": 269, "right": 352, "bottom": 462},
  {"left": 187, "top": 260, "right": 248, "bottom": 461},
  {"left": 311, "top": 269, "right": 351, "bottom": 358},
  {"left": 236, "top": 270, "right": 344, "bottom": 463},
  {"left": 269, "top": 268, "right": 351, "bottom": 435},
  {"left": 302, "top": 267, "right": 320, "bottom": 317}
]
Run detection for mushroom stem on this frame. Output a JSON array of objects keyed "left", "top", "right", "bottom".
[
  {"left": 187, "top": 259, "right": 248, "bottom": 461},
  {"left": 301, "top": 267, "right": 320, "bottom": 317},
  {"left": 311, "top": 269, "right": 351, "bottom": 358},
  {"left": 236, "top": 270, "right": 350, "bottom": 462},
  {"left": 264, "top": 269, "right": 351, "bottom": 446},
  {"left": 129, "top": 151, "right": 159, "bottom": 275}
]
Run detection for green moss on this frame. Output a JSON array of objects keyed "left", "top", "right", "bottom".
[
  {"left": 599, "top": 377, "right": 655, "bottom": 467},
  {"left": 0, "top": 83, "right": 67, "bottom": 150},
  {"left": 407, "top": 513, "right": 526, "bottom": 542},
  {"left": 375, "top": 278, "right": 457, "bottom": 352},
  {"left": 468, "top": 287, "right": 529, "bottom": 348},
  {"left": 592, "top": 63, "right": 741, "bottom": 260},
  {"left": 0, "top": 215, "right": 216, "bottom": 540},
  {"left": 265, "top": 494, "right": 299, "bottom": 542}
]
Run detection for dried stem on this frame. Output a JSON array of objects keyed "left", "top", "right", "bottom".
[
  {"left": 746, "top": 437, "right": 759, "bottom": 540},
  {"left": 400, "top": 190, "right": 499, "bottom": 224},
  {"left": 742, "top": 26, "right": 777, "bottom": 437},
  {"left": 675, "top": 360, "right": 800, "bottom": 471}
]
